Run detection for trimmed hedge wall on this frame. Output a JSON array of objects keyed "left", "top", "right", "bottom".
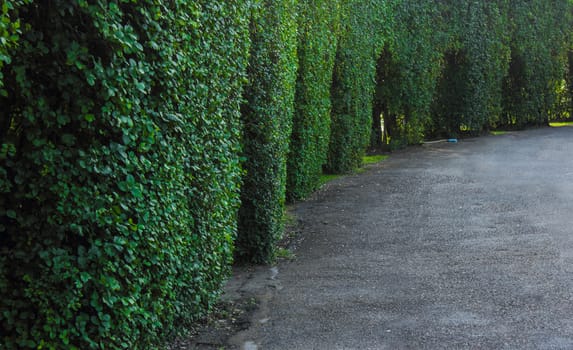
[
  {"left": 462, "top": 1, "right": 510, "bottom": 132},
  {"left": 236, "top": 0, "right": 298, "bottom": 264},
  {"left": 432, "top": 0, "right": 510, "bottom": 136},
  {"left": 501, "top": 0, "right": 570, "bottom": 127},
  {"left": 2, "top": 1, "right": 573, "bottom": 348},
  {"left": 372, "top": 0, "right": 445, "bottom": 147},
  {"left": 326, "top": 0, "right": 387, "bottom": 173},
  {"left": 0, "top": 1, "right": 250, "bottom": 348},
  {"left": 286, "top": 0, "right": 340, "bottom": 201}
]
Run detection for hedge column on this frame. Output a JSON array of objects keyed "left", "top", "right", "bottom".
[
  {"left": 237, "top": 0, "right": 298, "bottom": 263},
  {"left": 286, "top": 0, "right": 340, "bottom": 201},
  {"left": 502, "top": 0, "right": 570, "bottom": 127},
  {"left": 327, "top": 0, "right": 387, "bottom": 173},
  {"left": 0, "top": 1, "right": 251, "bottom": 348}
]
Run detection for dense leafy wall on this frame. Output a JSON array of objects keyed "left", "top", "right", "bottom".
[
  {"left": 501, "top": 0, "right": 570, "bottom": 127},
  {"left": 432, "top": 0, "right": 510, "bottom": 136},
  {"left": 326, "top": 0, "right": 388, "bottom": 173},
  {"left": 286, "top": 0, "right": 340, "bottom": 200},
  {"left": 0, "top": 1, "right": 250, "bottom": 348},
  {"left": 372, "top": 0, "right": 445, "bottom": 148},
  {"left": 236, "top": 0, "right": 298, "bottom": 263},
  {"left": 2, "top": 0, "right": 573, "bottom": 347}
]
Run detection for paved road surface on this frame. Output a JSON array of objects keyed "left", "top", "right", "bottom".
[{"left": 229, "top": 127, "right": 573, "bottom": 349}]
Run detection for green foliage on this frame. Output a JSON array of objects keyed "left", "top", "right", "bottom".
[
  {"left": 432, "top": 0, "right": 511, "bottom": 136},
  {"left": 286, "top": 0, "right": 340, "bottom": 201},
  {"left": 275, "top": 247, "right": 296, "bottom": 260},
  {"left": 431, "top": 50, "right": 470, "bottom": 136},
  {"left": 362, "top": 154, "right": 388, "bottom": 165},
  {"left": 318, "top": 173, "right": 343, "bottom": 187},
  {"left": 501, "top": 0, "right": 570, "bottom": 127},
  {"left": 2, "top": 1, "right": 573, "bottom": 348},
  {"left": 0, "top": 1, "right": 250, "bottom": 348},
  {"left": 0, "top": 0, "right": 31, "bottom": 96},
  {"left": 236, "top": 0, "right": 298, "bottom": 264},
  {"left": 550, "top": 121, "right": 573, "bottom": 127},
  {"left": 567, "top": 50, "right": 573, "bottom": 118},
  {"left": 327, "top": 0, "right": 389, "bottom": 173},
  {"left": 372, "top": 0, "right": 445, "bottom": 147}
]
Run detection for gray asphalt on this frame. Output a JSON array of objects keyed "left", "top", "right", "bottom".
[{"left": 230, "top": 127, "right": 573, "bottom": 349}]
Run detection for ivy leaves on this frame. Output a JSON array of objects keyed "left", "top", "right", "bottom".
[{"left": 0, "top": 1, "right": 250, "bottom": 348}]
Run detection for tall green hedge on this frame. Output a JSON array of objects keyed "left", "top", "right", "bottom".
[
  {"left": 236, "top": 0, "right": 298, "bottom": 264},
  {"left": 461, "top": 0, "right": 509, "bottom": 132},
  {"left": 0, "top": 1, "right": 250, "bottom": 348},
  {"left": 3, "top": 1, "right": 573, "bottom": 347},
  {"left": 372, "top": 0, "right": 445, "bottom": 147},
  {"left": 326, "top": 0, "right": 388, "bottom": 173},
  {"left": 286, "top": 0, "right": 340, "bottom": 201},
  {"left": 501, "top": 0, "right": 570, "bottom": 127},
  {"left": 432, "top": 0, "right": 510, "bottom": 136}
]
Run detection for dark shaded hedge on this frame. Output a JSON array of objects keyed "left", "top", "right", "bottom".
[
  {"left": 0, "top": 1, "right": 250, "bottom": 348},
  {"left": 326, "top": 0, "right": 387, "bottom": 173},
  {"left": 372, "top": 0, "right": 445, "bottom": 147},
  {"left": 568, "top": 50, "right": 573, "bottom": 117},
  {"left": 501, "top": 0, "right": 570, "bottom": 127},
  {"left": 432, "top": 0, "right": 510, "bottom": 136},
  {"left": 236, "top": 0, "right": 298, "bottom": 263},
  {"left": 286, "top": 0, "right": 340, "bottom": 201}
]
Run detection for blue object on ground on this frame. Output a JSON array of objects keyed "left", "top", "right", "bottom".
[{"left": 447, "top": 138, "right": 458, "bottom": 143}]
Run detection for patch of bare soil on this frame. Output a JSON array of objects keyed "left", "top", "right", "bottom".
[
  {"left": 168, "top": 288, "right": 259, "bottom": 350},
  {"left": 168, "top": 209, "right": 303, "bottom": 349}
]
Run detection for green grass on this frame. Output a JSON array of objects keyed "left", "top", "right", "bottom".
[
  {"left": 318, "top": 155, "right": 388, "bottom": 187},
  {"left": 490, "top": 130, "right": 508, "bottom": 136},
  {"left": 281, "top": 210, "right": 296, "bottom": 228},
  {"left": 550, "top": 121, "right": 573, "bottom": 127},
  {"left": 362, "top": 154, "right": 389, "bottom": 165},
  {"left": 276, "top": 247, "right": 296, "bottom": 260},
  {"left": 319, "top": 174, "right": 342, "bottom": 187}
]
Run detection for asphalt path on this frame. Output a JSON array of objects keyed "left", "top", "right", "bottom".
[{"left": 229, "top": 127, "right": 573, "bottom": 350}]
